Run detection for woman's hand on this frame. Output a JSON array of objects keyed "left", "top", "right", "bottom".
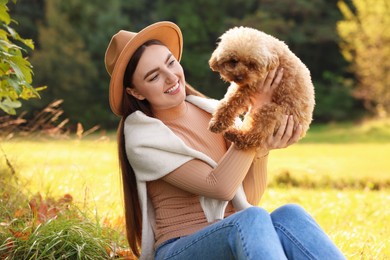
[
  {"left": 267, "top": 115, "right": 302, "bottom": 150},
  {"left": 247, "top": 66, "right": 301, "bottom": 153},
  {"left": 256, "top": 115, "right": 302, "bottom": 156},
  {"left": 250, "top": 67, "right": 284, "bottom": 112}
]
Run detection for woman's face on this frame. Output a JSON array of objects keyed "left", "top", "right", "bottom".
[{"left": 128, "top": 44, "right": 186, "bottom": 111}]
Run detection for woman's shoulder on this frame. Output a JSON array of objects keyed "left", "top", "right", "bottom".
[
  {"left": 124, "top": 110, "right": 162, "bottom": 128},
  {"left": 124, "top": 111, "right": 168, "bottom": 144},
  {"left": 186, "top": 95, "right": 219, "bottom": 114}
]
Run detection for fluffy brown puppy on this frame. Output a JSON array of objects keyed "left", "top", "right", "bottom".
[{"left": 208, "top": 26, "right": 315, "bottom": 150}]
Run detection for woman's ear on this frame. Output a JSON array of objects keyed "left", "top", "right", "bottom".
[{"left": 126, "top": 87, "right": 145, "bottom": 100}]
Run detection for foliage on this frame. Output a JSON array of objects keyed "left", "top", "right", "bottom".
[
  {"left": 0, "top": 193, "right": 133, "bottom": 259},
  {"left": 28, "top": 0, "right": 98, "bottom": 125},
  {"left": 9, "top": 0, "right": 129, "bottom": 128},
  {"left": 337, "top": 0, "right": 390, "bottom": 117},
  {"left": 0, "top": 0, "right": 40, "bottom": 115},
  {"left": 0, "top": 147, "right": 132, "bottom": 259},
  {"left": 313, "top": 71, "right": 364, "bottom": 121},
  {"left": 4, "top": 0, "right": 44, "bottom": 45},
  {"left": 4, "top": 0, "right": 380, "bottom": 126}
]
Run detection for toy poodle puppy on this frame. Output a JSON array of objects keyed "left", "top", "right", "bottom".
[{"left": 208, "top": 26, "right": 315, "bottom": 150}]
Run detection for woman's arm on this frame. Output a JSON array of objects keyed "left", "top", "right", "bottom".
[
  {"left": 243, "top": 114, "right": 303, "bottom": 205},
  {"left": 242, "top": 152, "right": 268, "bottom": 205},
  {"left": 163, "top": 67, "right": 302, "bottom": 201},
  {"left": 163, "top": 144, "right": 256, "bottom": 201}
]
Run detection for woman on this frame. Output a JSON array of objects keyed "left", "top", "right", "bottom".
[{"left": 105, "top": 21, "right": 345, "bottom": 260}]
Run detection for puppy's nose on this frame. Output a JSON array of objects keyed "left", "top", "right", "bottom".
[{"left": 235, "top": 75, "right": 243, "bottom": 82}]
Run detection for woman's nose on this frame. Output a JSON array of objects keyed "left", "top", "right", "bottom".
[{"left": 165, "top": 70, "right": 177, "bottom": 84}]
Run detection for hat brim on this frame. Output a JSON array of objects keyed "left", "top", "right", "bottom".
[{"left": 109, "top": 21, "right": 183, "bottom": 116}]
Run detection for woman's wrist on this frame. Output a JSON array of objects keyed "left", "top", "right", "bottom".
[{"left": 255, "top": 147, "right": 269, "bottom": 158}]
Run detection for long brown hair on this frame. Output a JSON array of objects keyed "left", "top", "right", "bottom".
[{"left": 117, "top": 40, "right": 205, "bottom": 257}]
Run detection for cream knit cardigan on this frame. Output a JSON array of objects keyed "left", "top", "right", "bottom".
[{"left": 124, "top": 95, "right": 251, "bottom": 260}]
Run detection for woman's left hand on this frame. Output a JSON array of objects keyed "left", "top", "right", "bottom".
[{"left": 266, "top": 115, "right": 302, "bottom": 150}]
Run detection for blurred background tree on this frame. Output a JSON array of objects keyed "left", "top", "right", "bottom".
[
  {"left": 5, "top": 0, "right": 384, "bottom": 129},
  {"left": 337, "top": 0, "right": 390, "bottom": 118}
]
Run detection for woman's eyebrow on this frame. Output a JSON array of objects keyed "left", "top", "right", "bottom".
[{"left": 143, "top": 53, "right": 173, "bottom": 80}]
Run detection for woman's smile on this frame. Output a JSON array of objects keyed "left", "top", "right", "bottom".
[{"left": 164, "top": 82, "right": 180, "bottom": 94}]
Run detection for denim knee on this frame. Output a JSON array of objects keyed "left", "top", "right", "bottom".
[
  {"left": 271, "top": 204, "right": 310, "bottom": 222},
  {"left": 239, "top": 207, "right": 270, "bottom": 222},
  {"left": 270, "top": 204, "right": 346, "bottom": 259},
  {"left": 232, "top": 207, "right": 272, "bottom": 232}
]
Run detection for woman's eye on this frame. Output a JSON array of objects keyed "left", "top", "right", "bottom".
[
  {"left": 149, "top": 74, "right": 158, "bottom": 82},
  {"left": 168, "top": 59, "right": 175, "bottom": 66}
]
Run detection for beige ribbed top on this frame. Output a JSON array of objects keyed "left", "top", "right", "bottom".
[{"left": 148, "top": 101, "right": 268, "bottom": 248}]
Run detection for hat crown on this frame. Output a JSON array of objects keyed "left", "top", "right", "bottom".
[{"left": 105, "top": 30, "right": 136, "bottom": 76}]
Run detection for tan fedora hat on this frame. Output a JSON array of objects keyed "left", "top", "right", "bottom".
[{"left": 105, "top": 21, "right": 183, "bottom": 116}]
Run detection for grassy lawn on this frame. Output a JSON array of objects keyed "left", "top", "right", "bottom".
[{"left": 1, "top": 119, "right": 390, "bottom": 259}]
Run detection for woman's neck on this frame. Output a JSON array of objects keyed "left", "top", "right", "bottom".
[{"left": 153, "top": 101, "right": 188, "bottom": 121}]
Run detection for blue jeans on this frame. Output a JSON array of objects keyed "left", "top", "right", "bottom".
[{"left": 155, "top": 204, "right": 345, "bottom": 259}]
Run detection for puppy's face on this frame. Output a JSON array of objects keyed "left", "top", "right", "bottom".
[
  {"left": 209, "top": 26, "right": 279, "bottom": 87},
  {"left": 210, "top": 54, "right": 267, "bottom": 85}
]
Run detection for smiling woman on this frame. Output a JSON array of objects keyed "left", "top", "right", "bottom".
[
  {"left": 125, "top": 44, "right": 187, "bottom": 111},
  {"left": 104, "top": 21, "right": 345, "bottom": 259}
]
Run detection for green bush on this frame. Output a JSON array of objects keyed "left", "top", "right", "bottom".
[
  {"left": 0, "top": 0, "right": 42, "bottom": 115},
  {"left": 0, "top": 157, "right": 131, "bottom": 259}
]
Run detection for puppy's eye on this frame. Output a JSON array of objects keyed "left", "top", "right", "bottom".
[
  {"left": 248, "top": 62, "right": 258, "bottom": 70},
  {"left": 229, "top": 59, "right": 238, "bottom": 67}
]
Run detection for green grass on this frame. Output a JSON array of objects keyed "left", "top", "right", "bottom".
[
  {"left": 1, "top": 213, "right": 113, "bottom": 259},
  {"left": 1, "top": 119, "right": 390, "bottom": 259},
  {"left": 301, "top": 118, "right": 390, "bottom": 144},
  {"left": 268, "top": 142, "right": 390, "bottom": 189},
  {"left": 1, "top": 138, "right": 124, "bottom": 220}
]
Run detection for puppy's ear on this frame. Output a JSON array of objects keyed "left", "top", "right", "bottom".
[
  {"left": 209, "top": 53, "right": 220, "bottom": 72},
  {"left": 267, "top": 53, "right": 279, "bottom": 71}
]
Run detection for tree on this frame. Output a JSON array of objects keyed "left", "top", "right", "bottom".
[
  {"left": 0, "top": 0, "right": 40, "bottom": 115},
  {"left": 337, "top": 0, "right": 390, "bottom": 117},
  {"left": 20, "top": 0, "right": 131, "bottom": 128},
  {"left": 58, "top": 0, "right": 130, "bottom": 127},
  {"left": 28, "top": 0, "right": 98, "bottom": 125}
]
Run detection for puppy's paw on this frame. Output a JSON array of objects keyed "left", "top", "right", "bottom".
[
  {"left": 223, "top": 129, "right": 239, "bottom": 142},
  {"left": 208, "top": 120, "right": 226, "bottom": 133}
]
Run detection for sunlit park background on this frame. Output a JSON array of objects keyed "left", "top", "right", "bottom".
[{"left": 0, "top": 0, "right": 389, "bottom": 259}]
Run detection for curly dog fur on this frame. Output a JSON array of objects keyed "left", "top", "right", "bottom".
[{"left": 208, "top": 26, "right": 315, "bottom": 150}]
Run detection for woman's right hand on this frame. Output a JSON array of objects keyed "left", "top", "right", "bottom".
[
  {"left": 268, "top": 115, "right": 302, "bottom": 150},
  {"left": 256, "top": 115, "right": 302, "bottom": 156}
]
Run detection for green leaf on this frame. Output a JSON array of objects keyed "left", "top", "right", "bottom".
[
  {"left": 8, "top": 55, "right": 33, "bottom": 83},
  {"left": 0, "top": 3, "right": 10, "bottom": 25},
  {"left": 6, "top": 75, "right": 22, "bottom": 94},
  {"left": 4, "top": 24, "right": 34, "bottom": 51},
  {"left": 0, "top": 97, "right": 21, "bottom": 115},
  {"left": 0, "top": 0, "right": 37, "bottom": 115}
]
